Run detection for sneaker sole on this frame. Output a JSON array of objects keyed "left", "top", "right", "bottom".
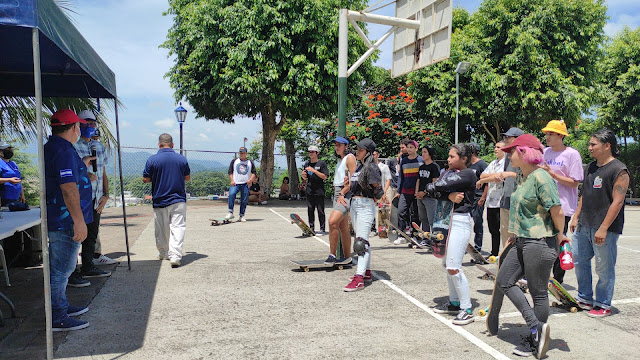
[
  {"left": 538, "top": 323, "right": 550, "bottom": 359},
  {"left": 452, "top": 317, "right": 475, "bottom": 325},
  {"left": 344, "top": 286, "right": 365, "bottom": 292},
  {"left": 93, "top": 259, "right": 119, "bottom": 265},
  {"left": 432, "top": 309, "right": 460, "bottom": 315},
  {"left": 68, "top": 307, "right": 89, "bottom": 317},
  {"left": 67, "top": 282, "right": 91, "bottom": 288},
  {"left": 82, "top": 273, "right": 111, "bottom": 278},
  {"left": 586, "top": 312, "right": 611, "bottom": 318},
  {"left": 52, "top": 322, "right": 90, "bottom": 332}
]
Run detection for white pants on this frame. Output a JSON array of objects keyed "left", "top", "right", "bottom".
[
  {"left": 154, "top": 202, "right": 187, "bottom": 260},
  {"left": 443, "top": 213, "right": 473, "bottom": 310}
]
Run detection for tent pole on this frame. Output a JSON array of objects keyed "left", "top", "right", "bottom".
[
  {"left": 114, "top": 99, "right": 132, "bottom": 270},
  {"left": 33, "top": 28, "right": 53, "bottom": 360}
]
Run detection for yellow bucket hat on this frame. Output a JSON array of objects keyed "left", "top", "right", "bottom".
[{"left": 541, "top": 120, "right": 568, "bottom": 136}]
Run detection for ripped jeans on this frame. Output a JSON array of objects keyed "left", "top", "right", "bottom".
[{"left": 442, "top": 213, "right": 473, "bottom": 310}]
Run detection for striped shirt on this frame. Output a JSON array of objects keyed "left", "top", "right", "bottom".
[{"left": 398, "top": 156, "right": 421, "bottom": 194}]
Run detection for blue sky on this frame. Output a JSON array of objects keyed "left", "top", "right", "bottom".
[{"left": 64, "top": 0, "right": 639, "bottom": 153}]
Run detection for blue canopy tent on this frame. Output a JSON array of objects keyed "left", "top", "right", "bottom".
[{"left": 0, "top": 1, "right": 131, "bottom": 357}]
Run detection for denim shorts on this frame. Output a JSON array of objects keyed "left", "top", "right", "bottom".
[{"left": 332, "top": 186, "right": 350, "bottom": 214}]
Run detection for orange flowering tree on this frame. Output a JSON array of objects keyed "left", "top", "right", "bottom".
[{"left": 337, "top": 79, "right": 451, "bottom": 159}]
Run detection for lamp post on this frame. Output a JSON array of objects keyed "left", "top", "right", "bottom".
[
  {"left": 174, "top": 102, "right": 187, "bottom": 155},
  {"left": 455, "top": 61, "right": 472, "bottom": 144}
]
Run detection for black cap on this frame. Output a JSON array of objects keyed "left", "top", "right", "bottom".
[{"left": 356, "top": 138, "right": 376, "bottom": 152}]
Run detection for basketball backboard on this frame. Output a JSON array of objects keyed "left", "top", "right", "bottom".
[{"left": 391, "top": 0, "right": 452, "bottom": 78}]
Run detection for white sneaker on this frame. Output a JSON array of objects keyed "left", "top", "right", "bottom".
[
  {"left": 224, "top": 213, "right": 234, "bottom": 220},
  {"left": 239, "top": 216, "right": 247, "bottom": 222},
  {"left": 92, "top": 254, "right": 119, "bottom": 265},
  {"left": 260, "top": 201, "right": 268, "bottom": 205},
  {"left": 170, "top": 258, "right": 181, "bottom": 267},
  {"left": 157, "top": 254, "right": 169, "bottom": 260},
  {"left": 393, "top": 238, "right": 408, "bottom": 245}
]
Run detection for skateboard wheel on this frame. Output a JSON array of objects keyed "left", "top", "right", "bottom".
[
  {"left": 488, "top": 256, "right": 497, "bottom": 263},
  {"left": 552, "top": 302, "right": 558, "bottom": 307},
  {"left": 337, "top": 265, "right": 344, "bottom": 270},
  {"left": 412, "top": 245, "right": 418, "bottom": 249},
  {"left": 481, "top": 274, "right": 489, "bottom": 280},
  {"left": 570, "top": 307, "right": 578, "bottom": 313},
  {"left": 303, "top": 267, "right": 309, "bottom": 272},
  {"left": 478, "top": 309, "right": 486, "bottom": 317}
]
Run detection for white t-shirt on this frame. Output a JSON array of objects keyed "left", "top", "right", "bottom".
[{"left": 378, "top": 162, "right": 391, "bottom": 189}]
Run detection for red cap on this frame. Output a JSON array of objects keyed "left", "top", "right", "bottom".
[
  {"left": 500, "top": 134, "right": 544, "bottom": 153},
  {"left": 50, "top": 109, "right": 87, "bottom": 126}
]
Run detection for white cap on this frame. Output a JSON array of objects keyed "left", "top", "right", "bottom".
[
  {"left": 0, "top": 142, "right": 11, "bottom": 150},
  {"left": 308, "top": 145, "right": 319, "bottom": 152},
  {"left": 77, "top": 110, "right": 97, "bottom": 121}
]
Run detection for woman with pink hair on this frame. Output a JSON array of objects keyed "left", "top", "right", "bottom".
[{"left": 496, "top": 134, "right": 569, "bottom": 359}]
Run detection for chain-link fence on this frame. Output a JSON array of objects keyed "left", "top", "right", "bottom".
[{"left": 106, "top": 146, "right": 303, "bottom": 207}]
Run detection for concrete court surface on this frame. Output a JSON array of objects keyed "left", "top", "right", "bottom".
[{"left": 43, "top": 201, "right": 640, "bottom": 359}]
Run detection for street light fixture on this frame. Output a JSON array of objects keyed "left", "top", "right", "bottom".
[
  {"left": 174, "top": 102, "right": 187, "bottom": 155},
  {"left": 455, "top": 61, "right": 472, "bottom": 144}
]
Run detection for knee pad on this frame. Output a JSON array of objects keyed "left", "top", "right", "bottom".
[{"left": 353, "top": 237, "right": 370, "bottom": 256}]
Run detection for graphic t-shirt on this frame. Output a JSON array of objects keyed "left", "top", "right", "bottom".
[
  {"left": 0, "top": 160, "right": 22, "bottom": 201},
  {"left": 483, "top": 157, "right": 505, "bottom": 208},
  {"left": 543, "top": 147, "right": 583, "bottom": 216},
  {"left": 45, "top": 136, "right": 93, "bottom": 230},
  {"left": 250, "top": 182, "right": 261, "bottom": 193},
  {"left": 304, "top": 160, "right": 329, "bottom": 196},
  {"left": 228, "top": 158, "right": 257, "bottom": 185},
  {"left": 578, "top": 159, "right": 628, "bottom": 234},
  {"left": 508, "top": 168, "right": 561, "bottom": 238},
  {"left": 350, "top": 161, "right": 382, "bottom": 198},
  {"left": 417, "top": 162, "right": 440, "bottom": 192}
]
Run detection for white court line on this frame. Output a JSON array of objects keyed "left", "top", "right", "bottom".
[
  {"left": 269, "top": 209, "right": 328, "bottom": 247},
  {"left": 619, "top": 246, "right": 640, "bottom": 253},
  {"left": 271, "top": 208, "right": 511, "bottom": 360}
]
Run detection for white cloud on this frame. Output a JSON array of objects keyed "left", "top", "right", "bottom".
[
  {"left": 198, "top": 133, "right": 210, "bottom": 141},
  {"left": 154, "top": 118, "right": 176, "bottom": 129}
]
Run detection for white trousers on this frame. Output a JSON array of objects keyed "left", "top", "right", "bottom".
[{"left": 154, "top": 202, "right": 187, "bottom": 260}]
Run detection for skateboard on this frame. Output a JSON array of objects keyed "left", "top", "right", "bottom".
[
  {"left": 378, "top": 203, "right": 391, "bottom": 238},
  {"left": 388, "top": 196, "right": 399, "bottom": 241},
  {"left": 290, "top": 213, "right": 315, "bottom": 237},
  {"left": 548, "top": 277, "right": 581, "bottom": 313},
  {"left": 466, "top": 243, "right": 490, "bottom": 264},
  {"left": 427, "top": 199, "right": 454, "bottom": 258},
  {"left": 211, "top": 218, "right": 232, "bottom": 226},
  {"left": 485, "top": 242, "right": 516, "bottom": 334},
  {"left": 410, "top": 222, "right": 434, "bottom": 250},
  {"left": 385, "top": 219, "right": 425, "bottom": 249},
  {"left": 291, "top": 259, "right": 353, "bottom": 272}
]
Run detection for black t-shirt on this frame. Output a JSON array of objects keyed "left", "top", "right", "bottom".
[
  {"left": 249, "top": 182, "right": 261, "bottom": 193},
  {"left": 387, "top": 157, "right": 398, "bottom": 187},
  {"left": 426, "top": 168, "right": 477, "bottom": 214},
  {"left": 417, "top": 162, "right": 440, "bottom": 192},
  {"left": 468, "top": 159, "right": 488, "bottom": 197},
  {"left": 304, "top": 160, "right": 329, "bottom": 196},
  {"left": 579, "top": 159, "right": 628, "bottom": 234},
  {"left": 350, "top": 162, "right": 383, "bottom": 199}
]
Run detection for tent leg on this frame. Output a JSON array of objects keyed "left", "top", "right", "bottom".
[
  {"left": 114, "top": 99, "right": 132, "bottom": 270},
  {"left": 33, "top": 28, "right": 53, "bottom": 360}
]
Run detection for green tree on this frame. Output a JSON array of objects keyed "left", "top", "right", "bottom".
[
  {"left": 597, "top": 26, "right": 640, "bottom": 151},
  {"left": 408, "top": 0, "right": 608, "bottom": 142},
  {"left": 162, "top": 0, "right": 375, "bottom": 194}
]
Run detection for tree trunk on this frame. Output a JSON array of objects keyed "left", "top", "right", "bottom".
[
  {"left": 285, "top": 138, "right": 300, "bottom": 196},
  {"left": 259, "top": 104, "right": 286, "bottom": 198}
]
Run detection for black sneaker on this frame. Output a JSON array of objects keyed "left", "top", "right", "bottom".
[
  {"left": 452, "top": 310, "right": 474, "bottom": 325},
  {"left": 433, "top": 302, "right": 461, "bottom": 314},
  {"left": 81, "top": 266, "right": 112, "bottom": 278},
  {"left": 52, "top": 316, "right": 89, "bottom": 332},
  {"left": 513, "top": 335, "right": 534, "bottom": 357},
  {"left": 324, "top": 255, "right": 336, "bottom": 265},
  {"left": 532, "top": 322, "right": 550, "bottom": 359},
  {"left": 67, "top": 272, "right": 90, "bottom": 288},
  {"left": 336, "top": 256, "right": 352, "bottom": 265}
]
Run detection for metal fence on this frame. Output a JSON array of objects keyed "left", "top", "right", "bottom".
[{"left": 106, "top": 146, "right": 303, "bottom": 206}]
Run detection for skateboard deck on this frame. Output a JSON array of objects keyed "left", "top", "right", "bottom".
[
  {"left": 548, "top": 277, "right": 581, "bottom": 313},
  {"left": 211, "top": 218, "right": 232, "bottom": 226},
  {"left": 385, "top": 219, "right": 424, "bottom": 249},
  {"left": 428, "top": 199, "right": 454, "bottom": 258},
  {"left": 378, "top": 203, "right": 391, "bottom": 238},
  {"left": 388, "top": 196, "right": 399, "bottom": 241},
  {"left": 486, "top": 242, "right": 516, "bottom": 335},
  {"left": 290, "top": 213, "right": 315, "bottom": 236},
  {"left": 466, "top": 243, "right": 490, "bottom": 264},
  {"left": 291, "top": 259, "right": 352, "bottom": 272}
]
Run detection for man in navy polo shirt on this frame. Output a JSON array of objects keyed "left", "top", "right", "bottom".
[
  {"left": 143, "top": 133, "right": 190, "bottom": 268},
  {"left": 45, "top": 109, "right": 95, "bottom": 331}
]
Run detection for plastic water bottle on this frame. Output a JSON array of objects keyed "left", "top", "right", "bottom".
[{"left": 559, "top": 240, "right": 574, "bottom": 271}]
